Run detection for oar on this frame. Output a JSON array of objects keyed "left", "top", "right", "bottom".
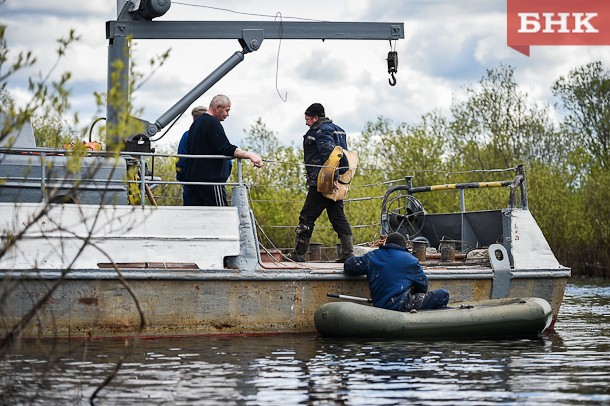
[{"left": 327, "top": 293, "right": 372, "bottom": 303}]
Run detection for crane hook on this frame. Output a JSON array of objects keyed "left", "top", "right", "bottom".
[{"left": 386, "top": 51, "right": 398, "bottom": 87}]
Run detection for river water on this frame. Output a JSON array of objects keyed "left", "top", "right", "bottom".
[{"left": 1, "top": 280, "right": 609, "bottom": 405}]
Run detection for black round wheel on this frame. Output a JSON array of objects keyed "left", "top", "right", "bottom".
[{"left": 381, "top": 190, "right": 425, "bottom": 237}]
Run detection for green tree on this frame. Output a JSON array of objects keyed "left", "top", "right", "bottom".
[
  {"left": 32, "top": 113, "right": 78, "bottom": 148},
  {"left": 581, "top": 165, "right": 610, "bottom": 276},
  {"left": 552, "top": 61, "right": 610, "bottom": 276},
  {"left": 355, "top": 115, "right": 452, "bottom": 214},
  {"left": 553, "top": 61, "right": 610, "bottom": 169},
  {"left": 449, "top": 64, "right": 562, "bottom": 168}
]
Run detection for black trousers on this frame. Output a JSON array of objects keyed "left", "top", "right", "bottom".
[
  {"left": 297, "top": 186, "right": 352, "bottom": 239},
  {"left": 184, "top": 185, "right": 228, "bottom": 206}
]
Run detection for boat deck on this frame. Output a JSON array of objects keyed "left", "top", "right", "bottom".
[{"left": 256, "top": 254, "right": 494, "bottom": 274}]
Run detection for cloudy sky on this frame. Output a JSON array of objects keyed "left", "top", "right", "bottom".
[{"left": 3, "top": 0, "right": 610, "bottom": 150}]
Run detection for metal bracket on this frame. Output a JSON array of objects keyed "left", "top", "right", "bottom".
[
  {"left": 489, "top": 243, "right": 511, "bottom": 298},
  {"left": 239, "top": 29, "right": 264, "bottom": 53}
]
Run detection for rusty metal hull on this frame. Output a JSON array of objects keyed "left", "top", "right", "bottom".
[
  {"left": 0, "top": 266, "right": 569, "bottom": 338},
  {"left": 0, "top": 190, "right": 571, "bottom": 339}
]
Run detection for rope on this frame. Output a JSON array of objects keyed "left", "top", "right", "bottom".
[
  {"left": 344, "top": 195, "right": 385, "bottom": 203},
  {"left": 247, "top": 191, "right": 314, "bottom": 265},
  {"left": 351, "top": 179, "right": 405, "bottom": 188},
  {"left": 248, "top": 195, "right": 384, "bottom": 204},
  {"left": 262, "top": 159, "right": 518, "bottom": 176},
  {"left": 172, "top": 2, "right": 327, "bottom": 22}
]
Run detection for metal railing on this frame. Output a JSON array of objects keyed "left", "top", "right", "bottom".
[
  {"left": 128, "top": 151, "right": 243, "bottom": 208},
  {"left": 0, "top": 146, "right": 243, "bottom": 208},
  {"left": 385, "top": 164, "right": 528, "bottom": 213}
]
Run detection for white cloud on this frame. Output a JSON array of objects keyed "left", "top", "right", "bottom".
[{"left": 3, "top": 0, "right": 610, "bottom": 152}]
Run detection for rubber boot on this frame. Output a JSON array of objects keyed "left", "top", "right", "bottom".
[
  {"left": 335, "top": 235, "right": 355, "bottom": 263},
  {"left": 287, "top": 236, "right": 310, "bottom": 262}
]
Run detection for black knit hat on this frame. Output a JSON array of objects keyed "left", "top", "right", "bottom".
[
  {"left": 305, "top": 103, "right": 325, "bottom": 117},
  {"left": 385, "top": 232, "right": 407, "bottom": 248}
]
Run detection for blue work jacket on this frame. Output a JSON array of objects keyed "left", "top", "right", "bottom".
[
  {"left": 303, "top": 118, "right": 347, "bottom": 186},
  {"left": 344, "top": 244, "right": 428, "bottom": 310}
]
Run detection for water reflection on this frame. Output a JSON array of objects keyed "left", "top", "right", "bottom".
[{"left": 1, "top": 281, "right": 609, "bottom": 405}]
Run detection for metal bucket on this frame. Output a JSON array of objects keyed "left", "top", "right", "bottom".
[
  {"left": 412, "top": 241, "right": 427, "bottom": 262},
  {"left": 439, "top": 240, "right": 456, "bottom": 262}
]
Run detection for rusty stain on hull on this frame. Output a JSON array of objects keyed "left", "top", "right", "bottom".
[{"left": 77, "top": 297, "right": 99, "bottom": 306}]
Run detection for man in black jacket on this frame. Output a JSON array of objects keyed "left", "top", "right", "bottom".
[
  {"left": 287, "top": 103, "right": 354, "bottom": 263},
  {"left": 184, "top": 95, "right": 263, "bottom": 206}
]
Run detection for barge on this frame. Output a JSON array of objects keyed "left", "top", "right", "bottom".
[{"left": 0, "top": 1, "right": 569, "bottom": 340}]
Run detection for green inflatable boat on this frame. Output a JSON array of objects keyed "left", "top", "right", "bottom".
[{"left": 314, "top": 297, "right": 553, "bottom": 339}]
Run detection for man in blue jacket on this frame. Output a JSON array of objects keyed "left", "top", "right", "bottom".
[
  {"left": 184, "top": 95, "right": 263, "bottom": 206},
  {"left": 344, "top": 232, "right": 450, "bottom": 311},
  {"left": 287, "top": 103, "right": 354, "bottom": 263}
]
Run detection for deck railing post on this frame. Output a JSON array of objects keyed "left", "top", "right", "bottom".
[
  {"left": 237, "top": 158, "right": 243, "bottom": 185},
  {"left": 517, "top": 164, "right": 528, "bottom": 209},
  {"left": 460, "top": 189, "right": 466, "bottom": 213},
  {"left": 460, "top": 188, "right": 465, "bottom": 249},
  {"left": 40, "top": 152, "right": 47, "bottom": 203},
  {"left": 405, "top": 176, "right": 413, "bottom": 192},
  {"left": 140, "top": 154, "right": 146, "bottom": 208}
]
